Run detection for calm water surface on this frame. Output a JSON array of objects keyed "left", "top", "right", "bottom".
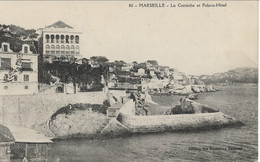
[{"left": 49, "top": 85, "right": 258, "bottom": 162}]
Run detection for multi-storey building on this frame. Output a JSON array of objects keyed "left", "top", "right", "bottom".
[
  {"left": 0, "top": 42, "right": 38, "bottom": 95},
  {"left": 38, "top": 21, "right": 82, "bottom": 61}
]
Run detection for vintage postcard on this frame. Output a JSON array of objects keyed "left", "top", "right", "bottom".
[{"left": 0, "top": 1, "right": 258, "bottom": 161}]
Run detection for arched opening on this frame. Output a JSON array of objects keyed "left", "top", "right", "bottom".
[
  {"left": 75, "top": 35, "right": 79, "bottom": 44},
  {"left": 45, "top": 34, "right": 50, "bottom": 43},
  {"left": 66, "top": 35, "right": 69, "bottom": 43},
  {"left": 51, "top": 45, "right": 55, "bottom": 54},
  {"left": 70, "top": 35, "right": 74, "bottom": 43},
  {"left": 45, "top": 45, "right": 50, "bottom": 54},
  {"left": 61, "top": 35, "right": 64, "bottom": 43},
  {"left": 61, "top": 45, "right": 65, "bottom": 54},
  {"left": 56, "top": 35, "right": 60, "bottom": 43},
  {"left": 71, "top": 45, "right": 74, "bottom": 54},
  {"left": 24, "top": 46, "right": 28, "bottom": 54},
  {"left": 3, "top": 45, "right": 8, "bottom": 52},
  {"left": 66, "top": 45, "right": 70, "bottom": 54},
  {"left": 51, "top": 35, "right": 55, "bottom": 43},
  {"left": 56, "top": 45, "right": 60, "bottom": 54},
  {"left": 56, "top": 86, "right": 64, "bottom": 93},
  {"left": 75, "top": 45, "right": 80, "bottom": 54}
]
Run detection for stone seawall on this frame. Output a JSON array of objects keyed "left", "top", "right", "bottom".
[
  {"left": 116, "top": 112, "right": 241, "bottom": 133},
  {"left": 0, "top": 92, "right": 106, "bottom": 128}
]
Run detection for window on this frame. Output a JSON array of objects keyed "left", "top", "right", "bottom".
[
  {"left": 76, "top": 46, "right": 79, "bottom": 54},
  {"left": 24, "top": 75, "right": 29, "bottom": 81},
  {"left": 25, "top": 86, "right": 29, "bottom": 89},
  {"left": 4, "top": 86, "right": 8, "bottom": 89},
  {"left": 51, "top": 45, "right": 55, "bottom": 54},
  {"left": 46, "top": 45, "right": 50, "bottom": 49},
  {"left": 3, "top": 45, "right": 8, "bottom": 52},
  {"left": 66, "top": 35, "right": 69, "bottom": 43},
  {"left": 70, "top": 35, "right": 74, "bottom": 43},
  {"left": 61, "top": 35, "right": 64, "bottom": 43},
  {"left": 56, "top": 45, "right": 60, "bottom": 54},
  {"left": 45, "top": 34, "right": 50, "bottom": 43},
  {"left": 1, "top": 58, "right": 11, "bottom": 70},
  {"left": 66, "top": 45, "right": 70, "bottom": 54},
  {"left": 51, "top": 35, "right": 54, "bottom": 43},
  {"left": 22, "top": 62, "right": 32, "bottom": 71},
  {"left": 56, "top": 35, "right": 59, "bottom": 43},
  {"left": 24, "top": 46, "right": 28, "bottom": 54},
  {"left": 75, "top": 36, "right": 79, "bottom": 44}
]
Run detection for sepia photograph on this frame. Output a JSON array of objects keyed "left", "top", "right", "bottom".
[{"left": 0, "top": 1, "right": 258, "bottom": 161}]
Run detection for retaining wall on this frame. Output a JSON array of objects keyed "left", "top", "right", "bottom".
[
  {"left": 118, "top": 99, "right": 135, "bottom": 116},
  {"left": 0, "top": 92, "right": 106, "bottom": 128}
]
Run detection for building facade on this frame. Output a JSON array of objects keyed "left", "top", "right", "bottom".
[
  {"left": 0, "top": 42, "right": 38, "bottom": 95},
  {"left": 38, "top": 21, "right": 82, "bottom": 61}
]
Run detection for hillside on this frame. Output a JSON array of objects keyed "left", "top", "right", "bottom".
[
  {"left": 199, "top": 67, "right": 258, "bottom": 84},
  {"left": 0, "top": 24, "right": 38, "bottom": 53}
]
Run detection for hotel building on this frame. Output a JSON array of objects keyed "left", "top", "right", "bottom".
[{"left": 38, "top": 21, "right": 82, "bottom": 61}]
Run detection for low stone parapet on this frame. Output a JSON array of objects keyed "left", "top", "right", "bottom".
[{"left": 116, "top": 112, "right": 242, "bottom": 133}]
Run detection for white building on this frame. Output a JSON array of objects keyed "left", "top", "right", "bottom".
[
  {"left": 38, "top": 21, "right": 82, "bottom": 62},
  {"left": 0, "top": 42, "right": 38, "bottom": 95},
  {"left": 134, "top": 68, "right": 145, "bottom": 76}
]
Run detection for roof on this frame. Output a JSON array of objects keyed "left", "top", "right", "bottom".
[
  {"left": 8, "top": 126, "right": 53, "bottom": 143},
  {"left": 0, "top": 125, "right": 15, "bottom": 143},
  {"left": 46, "top": 21, "right": 73, "bottom": 29}
]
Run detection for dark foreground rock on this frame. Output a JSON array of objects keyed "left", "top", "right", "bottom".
[{"left": 170, "top": 98, "right": 218, "bottom": 115}]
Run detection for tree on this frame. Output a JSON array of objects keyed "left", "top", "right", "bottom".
[
  {"left": 147, "top": 60, "right": 158, "bottom": 66},
  {"left": 90, "top": 56, "right": 109, "bottom": 65}
]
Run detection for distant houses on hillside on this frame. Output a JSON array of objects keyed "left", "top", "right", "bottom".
[{"left": 0, "top": 21, "right": 203, "bottom": 96}]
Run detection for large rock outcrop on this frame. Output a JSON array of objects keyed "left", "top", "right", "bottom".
[
  {"left": 49, "top": 110, "right": 109, "bottom": 137},
  {"left": 170, "top": 84, "right": 218, "bottom": 95},
  {"left": 48, "top": 103, "right": 110, "bottom": 138},
  {"left": 170, "top": 98, "right": 218, "bottom": 114}
]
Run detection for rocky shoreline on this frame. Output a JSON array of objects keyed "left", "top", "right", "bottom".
[
  {"left": 34, "top": 94, "right": 242, "bottom": 140},
  {"left": 151, "top": 84, "right": 218, "bottom": 96}
]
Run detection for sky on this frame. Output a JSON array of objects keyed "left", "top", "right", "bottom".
[{"left": 0, "top": 1, "right": 258, "bottom": 75}]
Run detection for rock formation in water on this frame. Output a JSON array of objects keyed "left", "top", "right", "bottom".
[
  {"left": 171, "top": 84, "right": 218, "bottom": 95},
  {"left": 170, "top": 98, "right": 219, "bottom": 115},
  {"left": 186, "top": 94, "right": 198, "bottom": 100}
]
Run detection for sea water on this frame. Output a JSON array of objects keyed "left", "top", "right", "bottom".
[{"left": 49, "top": 85, "right": 258, "bottom": 162}]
